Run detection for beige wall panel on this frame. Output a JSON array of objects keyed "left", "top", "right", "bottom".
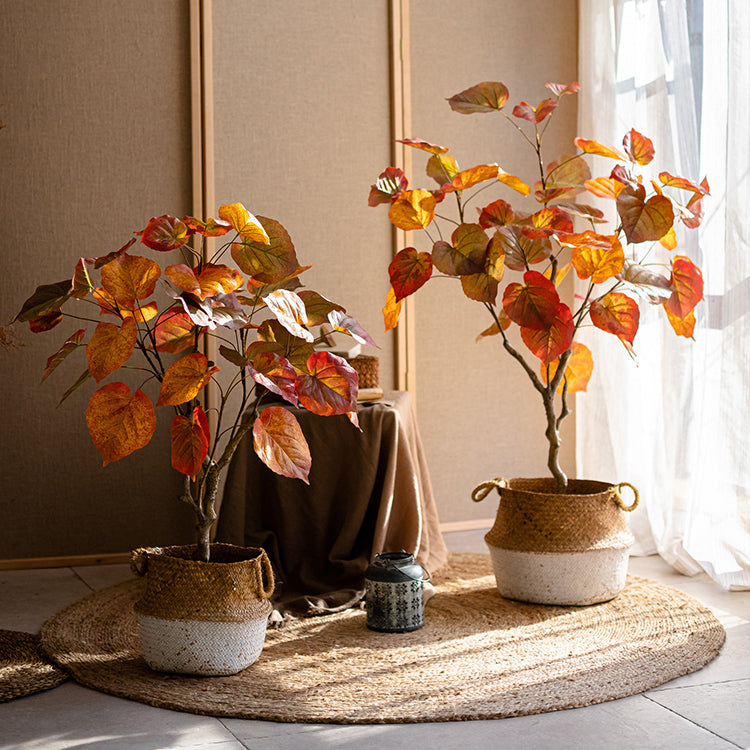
[
  {"left": 409, "top": 0, "right": 579, "bottom": 523},
  {"left": 0, "top": 1, "right": 195, "bottom": 558},
  {"left": 211, "top": 0, "right": 394, "bottom": 386}
]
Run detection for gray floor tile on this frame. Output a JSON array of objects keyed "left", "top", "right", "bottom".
[
  {"left": 0, "top": 568, "right": 91, "bottom": 633},
  {"left": 0, "top": 682, "right": 244, "bottom": 750},
  {"left": 224, "top": 694, "right": 737, "bottom": 750},
  {"left": 72, "top": 563, "right": 134, "bottom": 591},
  {"left": 647, "top": 679, "right": 750, "bottom": 749}
]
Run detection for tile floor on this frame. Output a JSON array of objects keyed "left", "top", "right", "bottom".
[{"left": 1, "top": 531, "right": 748, "bottom": 750}]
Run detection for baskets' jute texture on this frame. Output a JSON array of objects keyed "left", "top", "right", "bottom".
[
  {"left": 0, "top": 630, "right": 67, "bottom": 702},
  {"left": 479, "top": 478, "right": 637, "bottom": 553},
  {"left": 39, "top": 554, "right": 725, "bottom": 723},
  {"left": 131, "top": 543, "right": 274, "bottom": 622},
  {"left": 348, "top": 355, "right": 379, "bottom": 388}
]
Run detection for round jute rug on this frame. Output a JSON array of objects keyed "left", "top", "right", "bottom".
[
  {"left": 0, "top": 630, "right": 68, "bottom": 702},
  {"left": 40, "top": 554, "right": 725, "bottom": 723}
]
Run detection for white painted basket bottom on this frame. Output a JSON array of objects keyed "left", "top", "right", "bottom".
[
  {"left": 136, "top": 613, "right": 268, "bottom": 676},
  {"left": 487, "top": 543, "right": 630, "bottom": 606}
]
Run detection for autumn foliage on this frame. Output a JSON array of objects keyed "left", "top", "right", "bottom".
[
  {"left": 370, "top": 80, "right": 706, "bottom": 489},
  {"left": 16, "top": 203, "right": 372, "bottom": 559}
]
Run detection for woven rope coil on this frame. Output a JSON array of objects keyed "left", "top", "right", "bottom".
[
  {"left": 474, "top": 477, "right": 638, "bottom": 553},
  {"left": 131, "top": 544, "right": 274, "bottom": 622},
  {"left": 0, "top": 629, "right": 67, "bottom": 702}
]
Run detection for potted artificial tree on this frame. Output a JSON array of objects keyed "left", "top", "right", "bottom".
[
  {"left": 369, "top": 80, "right": 706, "bottom": 605},
  {"left": 14, "top": 203, "right": 373, "bottom": 673}
]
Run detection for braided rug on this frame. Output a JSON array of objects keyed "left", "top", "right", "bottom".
[
  {"left": 0, "top": 630, "right": 67, "bottom": 702},
  {"left": 39, "top": 553, "right": 725, "bottom": 723}
]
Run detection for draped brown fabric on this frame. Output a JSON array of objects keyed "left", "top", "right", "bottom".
[{"left": 216, "top": 391, "right": 448, "bottom": 614}]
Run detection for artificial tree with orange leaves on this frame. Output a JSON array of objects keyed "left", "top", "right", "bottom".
[
  {"left": 370, "top": 80, "right": 706, "bottom": 491},
  {"left": 15, "top": 203, "right": 372, "bottom": 561}
]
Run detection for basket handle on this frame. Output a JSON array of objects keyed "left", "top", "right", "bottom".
[
  {"left": 613, "top": 482, "right": 639, "bottom": 512},
  {"left": 255, "top": 549, "right": 275, "bottom": 599},
  {"left": 129, "top": 547, "right": 160, "bottom": 577},
  {"left": 471, "top": 477, "right": 507, "bottom": 503}
]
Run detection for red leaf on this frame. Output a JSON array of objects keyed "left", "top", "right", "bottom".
[
  {"left": 521, "top": 303, "right": 574, "bottom": 363},
  {"left": 248, "top": 351, "right": 299, "bottom": 406},
  {"left": 42, "top": 329, "right": 86, "bottom": 382},
  {"left": 171, "top": 406, "right": 210, "bottom": 479},
  {"left": 295, "top": 351, "right": 358, "bottom": 416},
  {"left": 368, "top": 167, "right": 408, "bottom": 206},
  {"left": 512, "top": 98, "right": 558, "bottom": 124},
  {"left": 664, "top": 255, "right": 703, "bottom": 318},
  {"left": 478, "top": 199, "right": 514, "bottom": 229},
  {"left": 388, "top": 247, "right": 433, "bottom": 301},
  {"left": 590, "top": 293, "right": 640, "bottom": 346},
  {"left": 138, "top": 215, "right": 191, "bottom": 252},
  {"left": 521, "top": 206, "right": 574, "bottom": 239},
  {"left": 502, "top": 271, "right": 561, "bottom": 330},
  {"left": 253, "top": 406, "right": 311, "bottom": 483}
]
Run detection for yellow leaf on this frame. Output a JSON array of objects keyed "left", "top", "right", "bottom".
[
  {"left": 571, "top": 236, "right": 625, "bottom": 284},
  {"left": 383, "top": 287, "right": 402, "bottom": 332},
  {"left": 497, "top": 169, "right": 531, "bottom": 196},
  {"left": 541, "top": 341, "right": 594, "bottom": 394},
  {"left": 388, "top": 190, "right": 436, "bottom": 231},
  {"left": 218, "top": 203, "right": 270, "bottom": 244}
]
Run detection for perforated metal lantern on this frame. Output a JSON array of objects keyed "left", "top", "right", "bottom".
[{"left": 365, "top": 551, "right": 430, "bottom": 632}]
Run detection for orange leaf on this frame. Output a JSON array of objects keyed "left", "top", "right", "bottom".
[
  {"left": 575, "top": 137, "right": 627, "bottom": 161},
  {"left": 571, "top": 236, "right": 625, "bottom": 283},
  {"left": 584, "top": 177, "right": 623, "bottom": 199},
  {"left": 623, "top": 129, "right": 654, "bottom": 165},
  {"left": 253, "top": 406, "right": 311, "bottom": 483},
  {"left": 590, "top": 292, "right": 640, "bottom": 346},
  {"left": 664, "top": 306, "right": 696, "bottom": 338},
  {"left": 383, "top": 287, "right": 402, "bottom": 332},
  {"left": 388, "top": 190, "right": 436, "bottom": 231},
  {"left": 397, "top": 138, "right": 449, "bottom": 155},
  {"left": 659, "top": 172, "right": 710, "bottom": 195},
  {"left": 522, "top": 206, "right": 574, "bottom": 239},
  {"left": 156, "top": 352, "right": 219, "bottom": 407},
  {"left": 502, "top": 271, "right": 561, "bottom": 330},
  {"left": 100, "top": 253, "right": 161, "bottom": 308},
  {"left": 664, "top": 255, "right": 703, "bottom": 318},
  {"left": 86, "top": 317, "right": 137, "bottom": 383},
  {"left": 497, "top": 168, "right": 531, "bottom": 196},
  {"left": 545, "top": 81, "right": 580, "bottom": 96},
  {"left": 616, "top": 184, "right": 675, "bottom": 244},
  {"left": 170, "top": 406, "right": 210, "bottom": 479},
  {"left": 86, "top": 383, "right": 156, "bottom": 466},
  {"left": 388, "top": 247, "right": 433, "bottom": 301},
  {"left": 153, "top": 307, "right": 200, "bottom": 354},
  {"left": 448, "top": 82, "right": 509, "bottom": 114},
  {"left": 181, "top": 215, "right": 232, "bottom": 237},
  {"left": 520, "top": 304, "right": 574, "bottom": 363},
  {"left": 478, "top": 199, "right": 514, "bottom": 229},
  {"left": 444, "top": 164, "right": 499, "bottom": 192},
  {"left": 218, "top": 202, "right": 270, "bottom": 244},
  {"left": 542, "top": 341, "right": 593, "bottom": 393}
]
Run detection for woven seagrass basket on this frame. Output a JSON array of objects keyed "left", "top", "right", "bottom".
[
  {"left": 348, "top": 355, "right": 379, "bottom": 388},
  {"left": 473, "top": 478, "right": 639, "bottom": 605},
  {"left": 130, "top": 543, "right": 274, "bottom": 675}
]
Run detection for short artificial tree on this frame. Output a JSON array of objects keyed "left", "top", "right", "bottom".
[{"left": 15, "top": 203, "right": 373, "bottom": 560}]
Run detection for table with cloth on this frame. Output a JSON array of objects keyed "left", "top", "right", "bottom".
[{"left": 216, "top": 390, "right": 448, "bottom": 615}]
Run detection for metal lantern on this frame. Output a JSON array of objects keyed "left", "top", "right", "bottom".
[{"left": 365, "top": 551, "right": 430, "bottom": 632}]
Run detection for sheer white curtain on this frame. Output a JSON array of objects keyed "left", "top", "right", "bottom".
[{"left": 577, "top": 0, "right": 750, "bottom": 589}]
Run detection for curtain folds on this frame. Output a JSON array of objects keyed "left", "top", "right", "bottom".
[{"left": 577, "top": 0, "right": 750, "bottom": 589}]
